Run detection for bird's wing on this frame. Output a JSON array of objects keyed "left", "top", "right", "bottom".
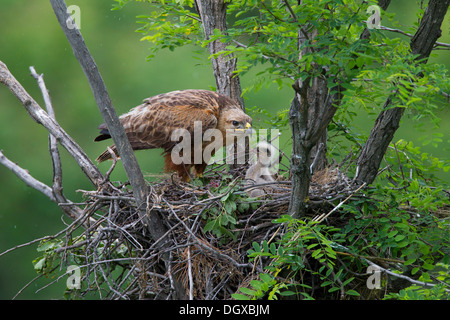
[
  {"left": 102, "top": 90, "right": 220, "bottom": 151},
  {"left": 117, "top": 97, "right": 220, "bottom": 153},
  {"left": 94, "top": 90, "right": 228, "bottom": 163}
]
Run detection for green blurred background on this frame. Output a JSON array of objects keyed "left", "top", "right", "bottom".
[{"left": 0, "top": 1, "right": 448, "bottom": 299}]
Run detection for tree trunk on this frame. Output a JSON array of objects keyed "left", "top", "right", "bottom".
[
  {"left": 288, "top": 76, "right": 340, "bottom": 218},
  {"left": 288, "top": 90, "right": 311, "bottom": 218},
  {"left": 195, "top": 0, "right": 247, "bottom": 170},
  {"left": 288, "top": 0, "right": 393, "bottom": 218},
  {"left": 355, "top": 0, "right": 450, "bottom": 185},
  {"left": 195, "top": 0, "right": 244, "bottom": 109}
]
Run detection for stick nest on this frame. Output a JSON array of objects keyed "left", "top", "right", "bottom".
[{"left": 63, "top": 163, "right": 357, "bottom": 300}]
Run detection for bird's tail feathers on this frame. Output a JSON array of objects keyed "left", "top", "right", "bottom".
[{"left": 96, "top": 145, "right": 119, "bottom": 163}]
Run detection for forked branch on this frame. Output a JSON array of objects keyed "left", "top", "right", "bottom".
[
  {"left": 0, "top": 61, "right": 104, "bottom": 187},
  {"left": 0, "top": 63, "right": 94, "bottom": 224}
]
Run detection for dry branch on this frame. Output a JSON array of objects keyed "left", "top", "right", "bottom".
[
  {"left": 0, "top": 61, "right": 104, "bottom": 187},
  {"left": 30, "top": 67, "right": 67, "bottom": 209},
  {"left": 0, "top": 150, "right": 55, "bottom": 202},
  {"left": 0, "top": 62, "right": 96, "bottom": 223}
]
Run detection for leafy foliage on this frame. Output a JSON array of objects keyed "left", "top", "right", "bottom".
[
  {"left": 32, "top": 235, "right": 134, "bottom": 299},
  {"left": 113, "top": 0, "right": 200, "bottom": 60},
  {"left": 200, "top": 175, "right": 250, "bottom": 242},
  {"left": 238, "top": 215, "right": 359, "bottom": 299},
  {"left": 117, "top": 0, "right": 449, "bottom": 159},
  {"left": 230, "top": 177, "right": 449, "bottom": 300}
]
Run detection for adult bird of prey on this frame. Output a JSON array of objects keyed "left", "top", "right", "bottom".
[{"left": 94, "top": 89, "right": 252, "bottom": 181}]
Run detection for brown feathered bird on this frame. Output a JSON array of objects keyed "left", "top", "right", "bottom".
[{"left": 94, "top": 89, "right": 252, "bottom": 181}]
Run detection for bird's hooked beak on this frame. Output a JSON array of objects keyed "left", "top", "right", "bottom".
[
  {"left": 234, "top": 122, "right": 253, "bottom": 136},
  {"left": 244, "top": 122, "right": 254, "bottom": 136}
]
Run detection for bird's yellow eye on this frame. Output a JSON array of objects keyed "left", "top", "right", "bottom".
[{"left": 232, "top": 120, "right": 239, "bottom": 126}]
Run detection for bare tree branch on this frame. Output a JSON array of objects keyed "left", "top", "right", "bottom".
[
  {"left": 378, "top": 26, "right": 450, "bottom": 49},
  {"left": 163, "top": 198, "right": 252, "bottom": 269},
  {"left": 29, "top": 67, "right": 64, "bottom": 201},
  {"left": 0, "top": 150, "right": 56, "bottom": 202},
  {"left": 29, "top": 66, "right": 88, "bottom": 222},
  {"left": 48, "top": 0, "right": 171, "bottom": 238},
  {"left": 0, "top": 62, "right": 96, "bottom": 224},
  {"left": 363, "top": 257, "right": 450, "bottom": 293},
  {"left": 0, "top": 61, "right": 104, "bottom": 187}
]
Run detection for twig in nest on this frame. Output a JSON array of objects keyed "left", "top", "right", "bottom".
[
  {"left": 163, "top": 198, "right": 252, "bottom": 270},
  {"left": 187, "top": 245, "right": 194, "bottom": 300},
  {"left": 104, "top": 146, "right": 118, "bottom": 181},
  {"left": 312, "top": 182, "right": 367, "bottom": 223}
]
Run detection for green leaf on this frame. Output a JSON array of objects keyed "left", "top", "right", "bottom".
[
  {"left": 312, "top": 248, "right": 322, "bottom": 258},
  {"left": 420, "top": 272, "right": 432, "bottom": 282},
  {"left": 279, "top": 290, "right": 295, "bottom": 296},
  {"left": 203, "top": 220, "right": 216, "bottom": 232},
  {"left": 220, "top": 193, "right": 230, "bottom": 202},
  {"left": 346, "top": 290, "right": 360, "bottom": 296},
  {"left": 307, "top": 243, "right": 319, "bottom": 250},
  {"left": 328, "top": 286, "right": 340, "bottom": 293},
  {"left": 252, "top": 242, "right": 261, "bottom": 252},
  {"left": 404, "top": 258, "right": 416, "bottom": 266},
  {"left": 342, "top": 277, "right": 355, "bottom": 287},
  {"left": 387, "top": 230, "right": 398, "bottom": 238},
  {"left": 259, "top": 273, "right": 273, "bottom": 284},
  {"left": 420, "top": 245, "right": 430, "bottom": 255},
  {"left": 397, "top": 241, "right": 409, "bottom": 248},
  {"left": 411, "top": 267, "right": 420, "bottom": 275},
  {"left": 262, "top": 240, "right": 270, "bottom": 253},
  {"left": 238, "top": 202, "right": 250, "bottom": 212},
  {"left": 33, "top": 257, "right": 46, "bottom": 271},
  {"left": 232, "top": 293, "right": 250, "bottom": 300},
  {"left": 422, "top": 262, "right": 435, "bottom": 271},
  {"left": 250, "top": 280, "right": 263, "bottom": 290},
  {"left": 270, "top": 243, "right": 277, "bottom": 255},
  {"left": 239, "top": 287, "right": 256, "bottom": 295}
]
